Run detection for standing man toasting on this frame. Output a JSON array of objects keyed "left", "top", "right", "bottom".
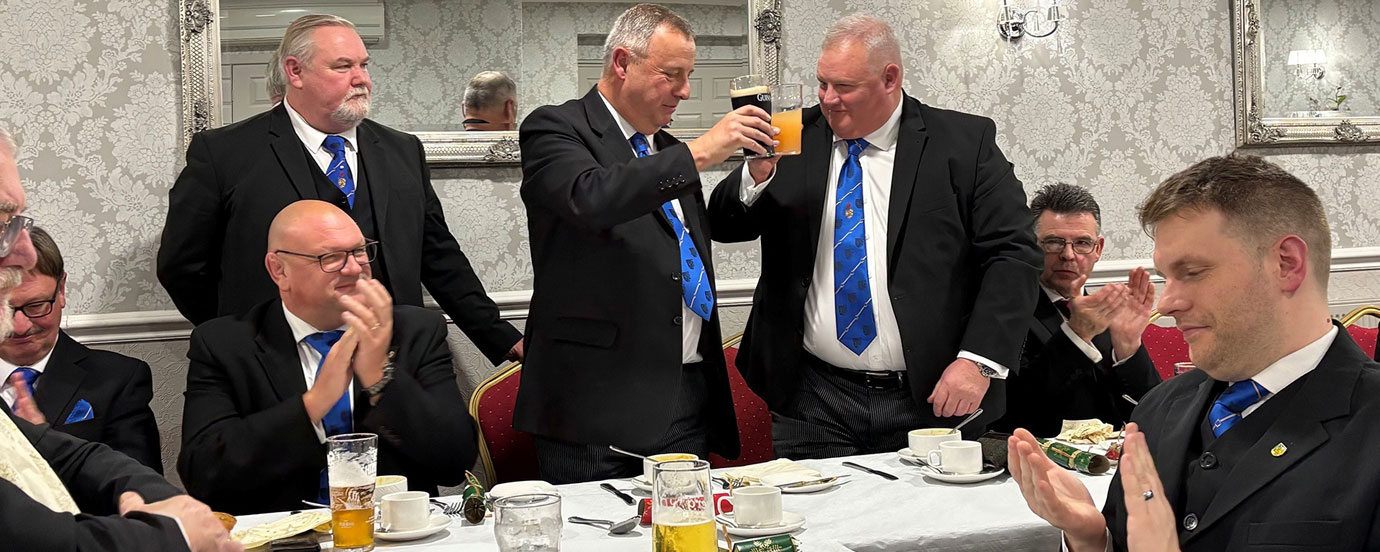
[
  {"left": 518, "top": 3, "right": 778, "bottom": 483},
  {"left": 159, "top": 14, "right": 522, "bottom": 365},
  {"left": 709, "top": 15, "right": 1041, "bottom": 458}
]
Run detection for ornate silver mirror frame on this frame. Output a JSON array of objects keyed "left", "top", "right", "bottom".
[
  {"left": 1233, "top": 0, "right": 1379, "bottom": 146},
  {"left": 179, "top": 0, "right": 783, "bottom": 166}
]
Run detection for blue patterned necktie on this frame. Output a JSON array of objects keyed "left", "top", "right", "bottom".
[
  {"left": 304, "top": 330, "right": 352, "bottom": 503},
  {"left": 8, "top": 366, "right": 38, "bottom": 397},
  {"left": 322, "top": 135, "right": 356, "bottom": 209},
  {"left": 631, "top": 133, "right": 714, "bottom": 320},
  {"left": 1208, "top": 379, "right": 1270, "bottom": 437},
  {"left": 834, "top": 138, "right": 876, "bottom": 355}
]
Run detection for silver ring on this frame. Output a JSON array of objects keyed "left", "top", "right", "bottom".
[
  {"left": 1142, "top": 490, "right": 1154, "bottom": 501},
  {"left": 370, "top": 323, "right": 381, "bottom": 330}
]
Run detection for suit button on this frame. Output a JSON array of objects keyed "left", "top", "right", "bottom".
[
  {"left": 1183, "top": 513, "right": 1198, "bottom": 531},
  {"left": 672, "top": 273, "right": 681, "bottom": 281},
  {"left": 800, "top": 278, "right": 809, "bottom": 288},
  {"left": 1199, "top": 452, "right": 1217, "bottom": 470},
  {"left": 673, "top": 315, "right": 683, "bottom": 326}
]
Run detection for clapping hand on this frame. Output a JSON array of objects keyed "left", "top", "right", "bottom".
[
  {"left": 1009, "top": 428, "right": 1109, "bottom": 551},
  {"left": 1107, "top": 268, "right": 1156, "bottom": 361},
  {"left": 1067, "top": 274, "right": 1129, "bottom": 343},
  {"left": 339, "top": 277, "right": 394, "bottom": 390},
  {"left": 1119, "top": 423, "right": 1180, "bottom": 552},
  {"left": 7, "top": 372, "right": 45, "bottom": 425}
]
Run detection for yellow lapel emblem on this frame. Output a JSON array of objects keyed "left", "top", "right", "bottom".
[{"left": 1270, "top": 443, "right": 1287, "bottom": 457}]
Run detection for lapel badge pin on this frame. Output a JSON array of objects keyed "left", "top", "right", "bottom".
[{"left": 1270, "top": 443, "right": 1287, "bottom": 457}]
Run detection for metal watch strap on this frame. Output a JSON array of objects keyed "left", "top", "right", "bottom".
[
  {"left": 364, "top": 350, "right": 396, "bottom": 396},
  {"left": 974, "top": 361, "right": 998, "bottom": 378}
]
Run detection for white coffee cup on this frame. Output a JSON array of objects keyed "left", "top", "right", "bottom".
[
  {"left": 380, "top": 490, "right": 431, "bottom": 532},
  {"left": 376, "top": 475, "right": 408, "bottom": 500},
  {"left": 908, "top": 427, "right": 960, "bottom": 456},
  {"left": 641, "top": 453, "right": 699, "bottom": 482},
  {"left": 927, "top": 440, "right": 984, "bottom": 475},
  {"left": 714, "top": 485, "right": 782, "bottom": 527}
]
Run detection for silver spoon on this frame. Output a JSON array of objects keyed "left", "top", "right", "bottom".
[
  {"left": 608, "top": 445, "right": 647, "bottom": 460},
  {"left": 568, "top": 515, "right": 640, "bottom": 535},
  {"left": 951, "top": 407, "right": 985, "bottom": 434},
  {"left": 913, "top": 456, "right": 955, "bottom": 475}
]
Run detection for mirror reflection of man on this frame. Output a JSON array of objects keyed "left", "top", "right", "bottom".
[
  {"left": 462, "top": 71, "right": 517, "bottom": 131},
  {"left": 0, "top": 227, "right": 163, "bottom": 472},
  {"left": 159, "top": 14, "right": 524, "bottom": 367}
]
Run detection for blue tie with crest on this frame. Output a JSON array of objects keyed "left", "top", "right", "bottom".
[
  {"left": 834, "top": 138, "right": 876, "bottom": 355},
  {"left": 322, "top": 135, "right": 356, "bottom": 209},
  {"left": 8, "top": 366, "right": 38, "bottom": 397},
  {"left": 631, "top": 133, "right": 714, "bottom": 320},
  {"left": 1208, "top": 379, "right": 1270, "bottom": 437}
]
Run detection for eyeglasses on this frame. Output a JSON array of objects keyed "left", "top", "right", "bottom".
[
  {"left": 0, "top": 215, "right": 34, "bottom": 257},
  {"left": 1039, "top": 237, "right": 1097, "bottom": 255},
  {"left": 13, "top": 282, "right": 59, "bottom": 320},
  {"left": 274, "top": 240, "right": 378, "bottom": 273}
]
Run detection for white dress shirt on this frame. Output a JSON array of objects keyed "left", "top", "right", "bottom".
[
  {"left": 742, "top": 101, "right": 1006, "bottom": 376},
  {"left": 1043, "top": 285, "right": 1128, "bottom": 366},
  {"left": 0, "top": 347, "right": 55, "bottom": 410},
  {"left": 598, "top": 92, "right": 713, "bottom": 364},
  {"left": 284, "top": 99, "right": 359, "bottom": 184},
  {"left": 282, "top": 304, "right": 355, "bottom": 443}
]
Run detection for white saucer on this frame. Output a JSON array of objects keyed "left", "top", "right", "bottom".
[
  {"left": 716, "top": 510, "right": 805, "bottom": 537},
  {"left": 374, "top": 514, "right": 451, "bottom": 542},
  {"left": 898, "top": 447, "right": 925, "bottom": 459},
  {"left": 630, "top": 475, "right": 652, "bottom": 493},
  {"left": 914, "top": 464, "right": 1005, "bottom": 484}
]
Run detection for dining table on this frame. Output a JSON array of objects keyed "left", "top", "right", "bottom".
[{"left": 236, "top": 450, "right": 1116, "bottom": 551}]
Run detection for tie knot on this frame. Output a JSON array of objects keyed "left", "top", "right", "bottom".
[
  {"left": 630, "top": 133, "right": 652, "bottom": 158},
  {"left": 846, "top": 138, "right": 869, "bottom": 157},
  {"left": 1216, "top": 379, "right": 1269, "bottom": 414},
  {"left": 9, "top": 367, "right": 38, "bottom": 387},
  {"left": 323, "top": 135, "right": 348, "bottom": 155},
  {"left": 1054, "top": 299, "right": 1071, "bottom": 319},
  {"left": 303, "top": 330, "right": 345, "bottom": 356}
]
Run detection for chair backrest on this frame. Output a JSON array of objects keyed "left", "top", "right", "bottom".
[
  {"left": 1141, "top": 323, "right": 1190, "bottom": 381},
  {"left": 709, "top": 333, "right": 776, "bottom": 468},
  {"left": 468, "top": 363, "right": 540, "bottom": 485},
  {"left": 1340, "top": 305, "right": 1380, "bottom": 360}
]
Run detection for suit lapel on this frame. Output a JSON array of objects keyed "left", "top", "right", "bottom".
[
  {"left": 34, "top": 334, "right": 87, "bottom": 424},
  {"left": 803, "top": 110, "right": 834, "bottom": 258},
  {"left": 355, "top": 122, "right": 390, "bottom": 232},
  {"left": 581, "top": 89, "right": 675, "bottom": 235},
  {"left": 253, "top": 301, "right": 309, "bottom": 401},
  {"left": 886, "top": 95, "right": 928, "bottom": 267},
  {"left": 1031, "top": 293, "right": 1062, "bottom": 344},
  {"left": 268, "top": 105, "right": 320, "bottom": 201}
]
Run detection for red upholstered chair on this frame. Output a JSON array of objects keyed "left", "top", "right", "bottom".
[
  {"left": 709, "top": 333, "right": 776, "bottom": 468},
  {"left": 1341, "top": 305, "right": 1380, "bottom": 360},
  {"left": 468, "top": 363, "right": 540, "bottom": 485},
  {"left": 1142, "top": 313, "right": 1190, "bottom": 381}
]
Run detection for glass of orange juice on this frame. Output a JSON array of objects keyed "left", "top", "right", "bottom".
[{"left": 769, "top": 84, "right": 803, "bottom": 157}]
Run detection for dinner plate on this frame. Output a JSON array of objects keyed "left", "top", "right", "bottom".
[
  {"left": 374, "top": 514, "right": 451, "bottom": 542},
  {"left": 914, "top": 464, "right": 1005, "bottom": 484},
  {"left": 716, "top": 510, "right": 806, "bottom": 537},
  {"left": 630, "top": 475, "right": 653, "bottom": 493}
]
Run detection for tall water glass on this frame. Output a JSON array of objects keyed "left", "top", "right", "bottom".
[
  {"left": 729, "top": 74, "right": 773, "bottom": 157},
  {"left": 493, "top": 493, "right": 562, "bottom": 551},
  {"left": 328, "top": 433, "right": 378, "bottom": 552},
  {"left": 652, "top": 459, "right": 716, "bottom": 552}
]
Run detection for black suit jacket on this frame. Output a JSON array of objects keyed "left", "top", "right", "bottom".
[
  {"left": 1104, "top": 325, "right": 1380, "bottom": 551},
  {"left": 178, "top": 300, "right": 478, "bottom": 514},
  {"left": 158, "top": 104, "right": 520, "bottom": 364},
  {"left": 514, "top": 87, "right": 738, "bottom": 457},
  {"left": 25, "top": 331, "right": 163, "bottom": 473},
  {"left": 708, "top": 94, "right": 1041, "bottom": 425},
  {"left": 1, "top": 407, "right": 187, "bottom": 551},
  {"left": 993, "top": 292, "right": 1161, "bottom": 437}
]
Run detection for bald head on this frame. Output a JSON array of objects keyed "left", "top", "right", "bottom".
[
  {"left": 268, "top": 200, "right": 359, "bottom": 252},
  {"left": 266, "top": 200, "right": 372, "bottom": 329},
  {"left": 821, "top": 15, "right": 902, "bottom": 77}
]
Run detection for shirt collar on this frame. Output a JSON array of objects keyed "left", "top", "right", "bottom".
[
  {"left": 1244, "top": 325, "right": 1337, "bottom": 394},
  {"left": 282, "top": 303, "right": 347, "bottom": 345},
  {"left": 598, "top": 91, "right": 657, "bottom": 151},
  {"left": 0, "top": 345, "right": 56, "bottom": 376},
  {"left": 1041, "top": 284, "right": 1084, "bottom": 303},
  {"left": 284, "top": 98, "right": 358, "bottom": 153},
  {"left": 832, "top": 98, "right": 904, "bottom": 151}
]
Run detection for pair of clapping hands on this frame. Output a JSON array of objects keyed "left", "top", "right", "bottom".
[
  {"left": 1066, "top": 267, "right": 1157, "bottom": 360},
  {"left": 303, "top": 278, "right": 394, "bottom": 420}
]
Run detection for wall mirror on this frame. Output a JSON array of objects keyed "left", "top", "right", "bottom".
[
  {"left": 180, "top": 0, "right": 784, "bottom": 165},
  {"left": 1233, "top": 0, "right": 1380, "bottom": 146}
]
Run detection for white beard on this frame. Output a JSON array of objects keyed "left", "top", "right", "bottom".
[
  {"left": 331, "top": 88, "right": 371, "bottom": 128},
  {"left": 0, "top": 268, "right": 21, "bottom": 339}
]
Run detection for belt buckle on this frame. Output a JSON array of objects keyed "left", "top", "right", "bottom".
[{"left": 862, "top": 371, "right": 901, "bottom": 390}]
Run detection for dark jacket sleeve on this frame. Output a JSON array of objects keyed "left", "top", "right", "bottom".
[
  {"left": 1100, "top": 345, "right": 1161, "bottom": 422},
  {"left": 360, "top": 310, "right": 478, "bottom": 487},
  {"left": 3, "top": 411, "right": 188, "bottom": 552},
  {"left": 956, "top": 118, "right": 1042, "bottom": 372},
  {"left": 157, "top": 131, "right": 226, "bottom": 325},
  {"left": 706, "top": 162, "right": 767, "bottom": 243},
  {"left": 101, "top": 358, "right": 164, "bottom": 474}
]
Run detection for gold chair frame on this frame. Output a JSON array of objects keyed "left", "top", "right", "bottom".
[
  {"left": 467, "top": 362, "right": 523, "bottom": 485},
  {"left": 1340, "top": 305, "right": 1380, "bottom": 327}
]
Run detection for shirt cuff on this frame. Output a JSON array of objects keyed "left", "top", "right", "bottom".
[
  {"left": 1060, "top": 322, "right": 1104, "bottom": 364},
  {"left": 1061, "top": 529, "right": 1114, "bottom": 552},
  {"left": 956, "top": 350, "right": 1009, "bottom": 379},
  {"left": 1111, "top": 349, "right": 1130, "bottom": 367},
  {"left": 172, "top": 516, "right": 193, "bottom": 551},
  {"left": 738, "top": 163, "right": 773, "bottom": 207}
]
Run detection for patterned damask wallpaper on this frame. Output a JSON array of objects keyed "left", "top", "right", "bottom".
[{"left": 1261, "top": 0, "right": 1380, "bottom": 116}]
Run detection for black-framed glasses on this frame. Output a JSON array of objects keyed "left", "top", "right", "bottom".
[
  {"left": 1039, "top": 237, "right": 1097, "bottom": 255},
  {"left": 274, "top": 240, "right": 378, "bottom": 273},
  {"left": 0, "top": 215, "right": 34, "bottom": 257},
  {"left": 13, "top": 281, "right": 60, "bottom": 320}
]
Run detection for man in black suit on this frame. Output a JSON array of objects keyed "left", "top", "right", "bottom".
[
  {"left": 1010, "top": 155, "right": 1380, "bottom": 551},
  {"left": 178, "top": 200, "right": 476, "bottom": 514},
  {"left": 0, "top": 126, "right": 237, "bottom": 551},
  {"left": 158, "top": 14, "right": 522, "bottom": 366},
  {"left": 0, "top": 227, "right": 162, "bottom": 472},
  {"left": 517, "top": 3, "right": 777, "bottom": 483},
  {"left": 708, "top": 15, "right": 1041, "bottom": 458},
  {"left": 993, "top": 184, "right": 1161, "bottom": 437}
]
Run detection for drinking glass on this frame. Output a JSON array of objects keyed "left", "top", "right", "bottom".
[
  {"left": 328, "top": 433, "right": 378, "bottom": 552},
  {"left": 1174, "top": 362, "right": 1196, "bottom": 376},
  {"left": 769, "top": 84, "right": 804, "bottom": 157},
  {"left": 652, "top": 459, "right": 715, "bottom": 552},
  {"left": 729, "top": 74, "right": 773, "bottom": 157},
  {"left": 493, "top": 493, "right": 562, "bottom": 552}
]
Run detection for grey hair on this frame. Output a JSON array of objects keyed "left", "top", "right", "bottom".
[
  {"left": 602, "top": 3, "right": 694, "bottom": 67},
  {"left": 267, "top": 14, "right": 358, "bottom": 101},
  {"left": 821, "top": 14, "right": 903, "bottom": 73},
  {"left": 0, "top": 126, "right": 14, "bottom": 157},
  {"left": 463, "top": 71, "right": 517, "bottom": 112},
  {"left": 1030, "top": 182, "right": 1102, "bottom": 229}
]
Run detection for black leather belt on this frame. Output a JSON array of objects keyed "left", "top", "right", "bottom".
[{"left": 813, "top": 356, "right": 907, "bottom": 390}]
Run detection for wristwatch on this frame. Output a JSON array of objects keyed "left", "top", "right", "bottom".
[
  {"left": 364, "top": 350, "right": 397, "bottom": 397},
  {"left": 973, "top": 360, "right": 999, "bottom": 378}
]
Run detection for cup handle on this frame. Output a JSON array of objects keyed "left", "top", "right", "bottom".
[
  {"left": 715, "top": 495, "right": 733, "bottom": 515},
  {"left": 928, "top": 450, "right": 943, "bottom": 468}
]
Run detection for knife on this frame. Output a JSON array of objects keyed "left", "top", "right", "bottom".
[
  {"left": 774, "top": 475, "right": 850, "bottom": 488},
  {"left": 841, "top": 461, "right": 899, "bottom": 480},
  {"left": 599, "top": 483, "right": 636, "bottom": 505}
]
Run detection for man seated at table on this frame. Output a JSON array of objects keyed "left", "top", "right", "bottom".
[
  {"left": 992, "top": 183, "right": 1161, "bottom": 437},
  {"left": 1009, "top": 154, "right": 1380, "bottom": 550},
  {"left": 1, "top": 226, "right": 163, "bottom": 472},
  {"left": 462, "top": 71, "right": 517, "bottom": 131},
  {"left": 178, "top": 200, "right": 476, "bottom": 515}
]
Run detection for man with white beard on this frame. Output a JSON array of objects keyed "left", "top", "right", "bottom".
[
  {"left": 158, "top": 15, "right": 524, "bottom": 368},
  {"left": 0, "top": 127, "right": 240, "bottom": 551}
]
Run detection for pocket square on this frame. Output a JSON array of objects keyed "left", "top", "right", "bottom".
[{"left": 64, "top": 399, "right": 94, "bottom": 424}]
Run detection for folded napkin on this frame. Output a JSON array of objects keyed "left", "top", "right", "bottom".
[{"left": 723, "top": 459, "right": 822, "bottom": 486}]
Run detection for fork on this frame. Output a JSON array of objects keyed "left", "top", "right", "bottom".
[{"left": 432, "top": 499, "right": 465, "bottom": 517}]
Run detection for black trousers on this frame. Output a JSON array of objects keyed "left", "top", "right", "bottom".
[
  {"left": 534, "top": 361, "right": 710, "bottom": 484},
  {"left": 771, "top": 355, "right": 935, "bottom": 460}
]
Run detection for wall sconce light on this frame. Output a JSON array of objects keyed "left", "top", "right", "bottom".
[
  {"left": 997, "top": 0, "right": 1066, "bottom": 40},
  {"left": 1287, "top": 49, "right": 1326, "bottom": 80}
]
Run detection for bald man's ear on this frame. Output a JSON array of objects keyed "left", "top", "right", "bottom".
[
  {"left": 266, "top": 252, "right": 291, "bottom": 292},
  {"left": 882, "top": 64, "right": 902, "bottom": 93}
]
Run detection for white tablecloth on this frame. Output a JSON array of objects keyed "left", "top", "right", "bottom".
[{"left": 237, "top": 451, "right": 1114, "bottom": 551}]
